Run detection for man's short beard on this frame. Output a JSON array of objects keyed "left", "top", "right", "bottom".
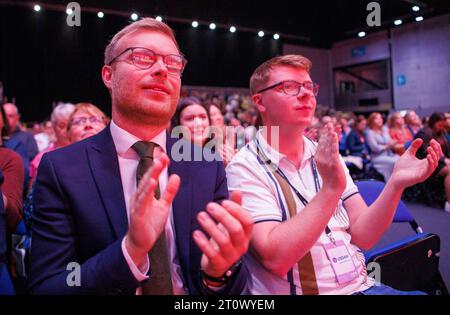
[{"left": 114, "top": 99, "right": 175, "bottom": 126}]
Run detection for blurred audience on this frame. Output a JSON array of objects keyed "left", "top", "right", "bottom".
[
  {"left": 2, "top": 103, "right": 38, "bottom": 161},
  {"left": 388, "top": 112, "right": 413, "bottom": 155},
  {"left": 1, "top": 104, "right": 29, "bottom": 190},
  {"left": 33, "top": 120, "right": 54, "bottom": 152},
  {"left": 404, "top": 110, "right": 422, "bottom": 137},
  {"left": 30, "top": 103, "right": 76, "bottom": 179},
  {"left": 414, "top": 112, "right": 450, "bottom": 212},
  {"left": 365, "top": 112, "right": 399, "bottom": 181},
  {"left": 172, "top": 97, "right": 236, "bottom": 166},
  {"left": 346, "top": 115, "right": 368, "bottom": 158}
]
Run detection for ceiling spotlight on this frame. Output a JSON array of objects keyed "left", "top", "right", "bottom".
[
  {"left": 415, "top": 16, "right": 423, "bottom": 22},
  {"left": 156, "top": 16, "right": 162, "bottom": 22},
  {"left": 33, "top": 4, "right": 41, "bottom": 12},
  {"left": 131, "top": 13, "right": 138, "bottom": 21},
  {"left": 394, "top": 19, "right": 402, "bottom": 26},
  {"left": 258, "top": 31, "right": 264, "bottom": 37},
  {"left": 209, "top": 23, "right": 216, "bottom": 30},
  {"left": 192, "top": 21, "right": 198, "bottom": 28},
  {"left": 358, "top": 31, "right": 366, "bottom": 37},
  {"left": 273, "top": 33, "right": 280, "bottom": 40},
  {"left": 412, "top": 6, "right": 420, "bottom": 12},
  {"left": 229, "top": 26, "right": 236, "bottom": 33},
  {"left": 97, "top": 11, "right": 104, "bottom": 18},
  {"left": 66, "top": 8, "right": 73, "bottom": 15}
]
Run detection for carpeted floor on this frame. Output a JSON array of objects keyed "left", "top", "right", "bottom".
[{"left": 369, "top": 202, "right": 450, "bottom": 289}]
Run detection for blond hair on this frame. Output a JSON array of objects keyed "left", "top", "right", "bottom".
[
  {"left": 104, "top": 17, "right": 179, "bottom": 65},
  {"left": 249, "top": 54, "right": 312, "bottom": 94},
  {"left": 68, "top": 103, "right": 108, "bottom": 130},
  {"left": 387, "top": 112, "right": 402, "bottom": 128}
]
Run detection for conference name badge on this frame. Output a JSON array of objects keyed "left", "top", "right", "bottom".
[{"left": 323, "top": 240, "right": 358, "bottom": 284}]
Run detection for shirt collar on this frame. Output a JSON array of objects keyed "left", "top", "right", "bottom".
[
  {"left": 110, "top": 120, "right": 167, "bottom": 157},
  {"left": 255, "top": 130, "right": 316, "bottom": 169}
]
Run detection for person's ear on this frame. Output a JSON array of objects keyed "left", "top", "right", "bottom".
[
  {"left": 102, "top": 65, "right": 113, "bottom": 90},
  {"left": 252, "top": 94, "right": 266, "bottom": 113}
]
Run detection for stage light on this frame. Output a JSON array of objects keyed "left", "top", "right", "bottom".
[
  {"left": 273, "top": 33, "right": 280, "bottom": 40},
  {"left": 258, "top": 31, "right": 264, "bottom": 37},
  {"left": 131, "top": 13, "right": 138, "bottom": 21},
  {"left": 66, "top": 8, "right": 73, "bottom": 15},
  {"left": 415, "top": 16, "right": 423, "bottom": 22},
  {"left": 412, "top": 6, "right": 420, "bottom": 12},
  {"left": 97, "top": 11, "right": 104, "bottom": 18},
  {"left": 33, "top": 4, "right": 41, "bottom": 12},
  {"left": 358, "top": 31, "right": 366, "bottom": 37},
  {"left": 209, "top": 23, "right": 216, "bottom": 30},
  {"left": 192, "top": 21, "right": 198, "bottom": 28},
  {"left": 394, "top": 19, "right": 402, "bottom": 26},
  {"left": 230, "top": 26, "right": 236, "bottom": 33},
  {"left": 156, "top": 16, "right": 162, "bottom": 22}
]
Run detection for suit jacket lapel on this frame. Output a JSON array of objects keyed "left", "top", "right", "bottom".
[{"left": 87, "top": 127, "right": 128, "bottom": 239}]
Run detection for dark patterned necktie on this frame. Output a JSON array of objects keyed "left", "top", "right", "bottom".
[{"left": 131, "top": 141, "right": 173, "bottom": 295}]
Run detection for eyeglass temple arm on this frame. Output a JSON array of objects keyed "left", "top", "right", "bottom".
[
  {"left": 107, "top": 48, "right": 131, "bottom": 65},
  {"left": 257, "top": 82, "right": 282, "bottom": 94}
]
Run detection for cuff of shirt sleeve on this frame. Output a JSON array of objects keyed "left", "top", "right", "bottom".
[
  {"left": 121, "top": 237, "right": 150, "bottom": 282},
  {"left": 200, "top": 277, "right": 226, "bottom": 293}
]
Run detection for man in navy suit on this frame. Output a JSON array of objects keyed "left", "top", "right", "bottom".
[{"left": 28, "top": 18, "right": 253, "bottom": 295}]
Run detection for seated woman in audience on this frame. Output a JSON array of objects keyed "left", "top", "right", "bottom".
[
  {"left": 404, "top": 110, "right": 422, "bottom": 137},
  {"left": 346, "top": 115, "right": 368, "bottom": 158},
  {"left": 338, "top": 115, "right": 367, "bottom": 173},
  {"left": 365, "top": 112, "right": 399, "bottom": 181},
  {"left": 67, "top": 103, "right": 108, "bottom": 144},
  {"left": 336, "top": 112, "right": 352, "bottom": 156},
  {"left": 30, "top": 103, "right": 75, "bottom": 179},
  {"left": 172, "top": 97, "right": 235, "bottom": 166},
  {"left": 414, "top": 112, "right": 450, "bottom": 212},
  {"left": 388, "top": 112, "right": 413, "bottom": 155},
  {"left": 208, "top": 104, "right": 225, "bottom": 129},
  {"left": 208, "top": 103, "right": 238, "bottom": 150}
]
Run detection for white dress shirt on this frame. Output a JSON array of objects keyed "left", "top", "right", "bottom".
[{"left": 110, "top": 120, "right": 187, "bottom": 295}]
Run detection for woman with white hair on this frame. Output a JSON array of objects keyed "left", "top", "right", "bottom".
[{"left": 29, "top": 103, "right": 75, "bottom": 179}]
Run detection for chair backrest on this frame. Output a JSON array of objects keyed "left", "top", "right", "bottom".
[{"left": 355, "top": 180, "right": 421, "bottom": 232}]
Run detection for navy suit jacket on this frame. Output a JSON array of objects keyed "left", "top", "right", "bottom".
[{"left": 28, "top": 126, "right": 248, "bottom": 294}]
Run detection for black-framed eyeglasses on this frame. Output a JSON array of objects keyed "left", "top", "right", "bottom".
[
  {"left": 107, "top": 46, "right": 187, "bottom": 75},
  {"left": 257, "top": 80, "right": 320, "bottom": 96}
]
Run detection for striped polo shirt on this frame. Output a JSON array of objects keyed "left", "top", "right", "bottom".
[{"left": 226, "top": 131, "right": 375, "bottom": 295}]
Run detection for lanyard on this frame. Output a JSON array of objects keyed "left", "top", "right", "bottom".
[{"left": 255, "top": 138, "right": 336, "bottom": 243}]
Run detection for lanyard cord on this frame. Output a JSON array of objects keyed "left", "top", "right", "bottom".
[{"left": 255, "top": 138, "right": 335, "bottom": 243}]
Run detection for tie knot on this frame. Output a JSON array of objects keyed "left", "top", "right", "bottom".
[{"left": 132, "top": 141, "right": 157, "bottom": 159}]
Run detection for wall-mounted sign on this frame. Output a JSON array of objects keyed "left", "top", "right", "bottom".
[
  {"left": 396, "top": 74, "right": 407, "bottom": 86},
  {"left": 351, "top": 46, "right": 366, "bottom": 57}
]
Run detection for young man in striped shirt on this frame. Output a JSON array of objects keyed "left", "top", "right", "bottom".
[{"left": 226, "top": 54, "right": 442, "bottom": 295}]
